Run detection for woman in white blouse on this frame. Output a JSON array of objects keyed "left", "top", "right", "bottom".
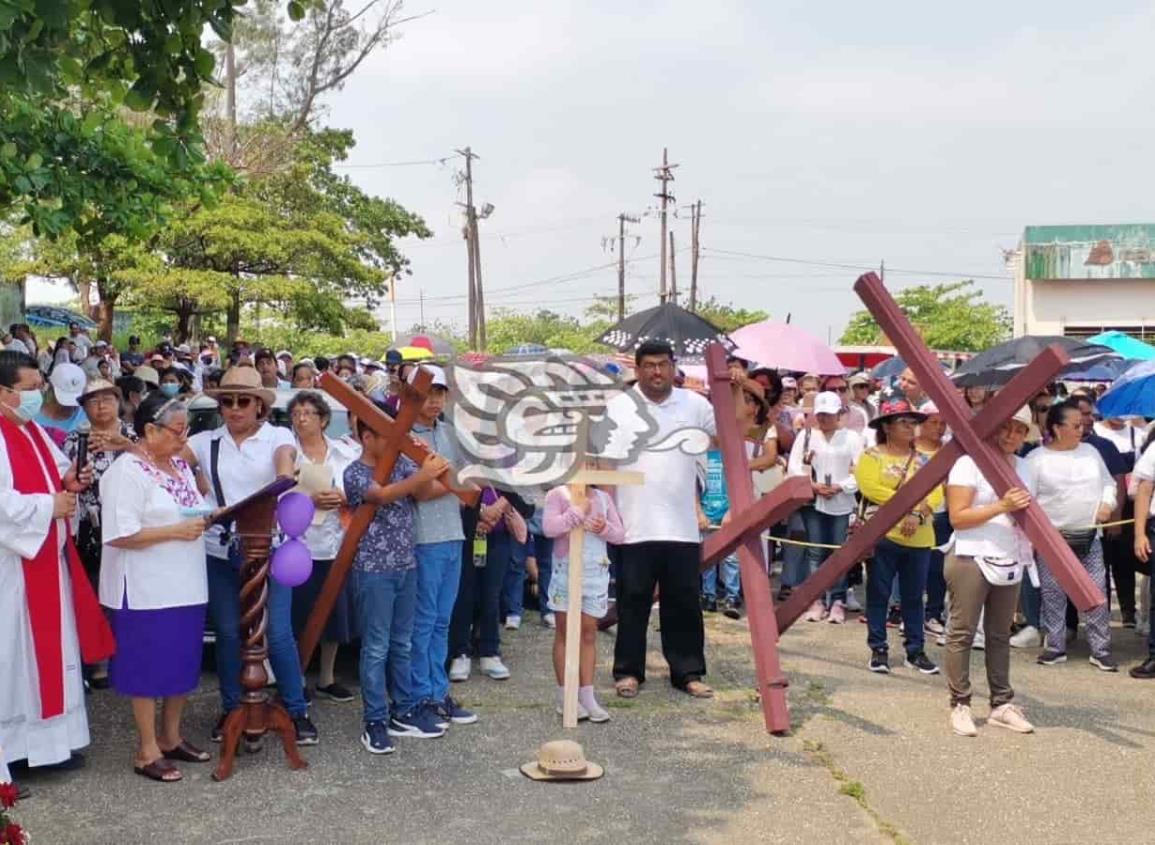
[
  {"left": 287, "top": 391, "right": 359, "bottom": 702},
  {"left": 100, "top": 393, "right": 213, "bottom": 783},
  {"left": 1025, "top": 399, "right": 1118, "bottom": 671},
  {"left": 788, "top": 391, "right": 863, "bottom": 624}
]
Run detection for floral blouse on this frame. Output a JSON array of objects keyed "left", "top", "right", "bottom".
[{"left": 64, "top": 422, "right": 137, "bottom": 524}]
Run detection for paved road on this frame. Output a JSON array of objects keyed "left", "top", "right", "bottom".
[{"left": 14, "top": 602, "right": 1155, "bottom": 844}]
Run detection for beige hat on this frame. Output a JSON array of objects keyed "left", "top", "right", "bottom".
[
  {"left": 520, "top": 740, "right": 604, "bottom": 782},
  {"left": 205, "top": 364, "right": 276, "bottom": 407},
  {"left": 134, "top": 365, "right": 161, "bottom": 389},
  {"left": 1011, "top": 405, "right": 1032, "bottom": 429},
  {"left": 78, "top": 378, "right": 121, "bottom": 404}
]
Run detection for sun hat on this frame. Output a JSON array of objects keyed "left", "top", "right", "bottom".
[
  {"left": 520, "top": 740, "right": 604, "bottom": 782},
  {"left": 407, "top": 363, "right": 448, "bottom": 389},
  {"left": 49, "top": 363, "right": 85, "bottom": 407},
  {"left": 133, "top": 365, "right": 161, "bottom": 389},
  {"left": 848, "top": 372, "right": 871, "bottom": 387},
  {"left": 384, "top": 349, "right": 403, "bottom": 366},
  {"left": 78, "top": 377, "right": 121, "bottom": 404},
  {"left": 205, "top": 365, "right": 276, "bottom": 407},
  {"left": 813, "top": 391, "right": 843, "bottom": 416},
  {"left": 1011, "top": 406, "right": 1032, "bottom": 429},
  {"left": 869, "top": 397, "right": 928, "bottom": 430}
]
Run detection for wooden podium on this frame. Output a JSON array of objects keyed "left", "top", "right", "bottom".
[{"left": 210, "top": 475, "right": 306, "bottom": 782}]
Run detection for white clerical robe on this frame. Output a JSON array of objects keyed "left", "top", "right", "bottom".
[{"left": 0, "top": 421, "right": 89, "bottom": 767}]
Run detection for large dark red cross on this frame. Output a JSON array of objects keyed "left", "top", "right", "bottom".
[{"left": 704, "top": 271, "right": 1106, "bottom": 735}]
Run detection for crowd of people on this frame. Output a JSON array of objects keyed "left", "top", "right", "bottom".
[{"left": 3, "top": 321, "right": 1155, "bottom": 794}]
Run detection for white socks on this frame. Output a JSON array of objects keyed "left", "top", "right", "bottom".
[{"left": 578, "top": 685, "right": 600, "bottom": 712}]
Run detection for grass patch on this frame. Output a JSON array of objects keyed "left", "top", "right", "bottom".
[{"left": 803, "top": 739, "right": 910, "bottom": 845}]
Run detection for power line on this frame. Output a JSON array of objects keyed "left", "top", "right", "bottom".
[
  {"left": 333, "top": 157, "right": 452, "bottom": 169},
  {"left": 700, "top": 247, "right": 1008, "bottom": 281}
]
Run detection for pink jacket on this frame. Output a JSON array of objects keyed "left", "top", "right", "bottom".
[{"left": 541, "top": 486, "right": 625, "bottom": 558}]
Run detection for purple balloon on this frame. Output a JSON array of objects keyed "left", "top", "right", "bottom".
[
  {"left": 270, "top": 538, "right": 313, "bottom": 588},
  {"left": 277, "top": 492, "right": 315, "bottom": 538}
]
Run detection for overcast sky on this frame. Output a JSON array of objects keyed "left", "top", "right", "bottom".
[{"left": 33, "top": 2, "right": 1155, "bottom": 342}]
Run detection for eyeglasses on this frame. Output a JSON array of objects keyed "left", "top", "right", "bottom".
[
  {"left": 156, "top": 424, "right": 188, "bottom": 438},
  {"left": 827, "top": 385, "right": 849, "bottom": 393},
  {"left": 219, "top": 395, "right": 255, "bottom": 410},
  {"left": 638, "top": 360, "right": 673, "bottom": 373}
]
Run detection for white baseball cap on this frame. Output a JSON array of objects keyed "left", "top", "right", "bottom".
[
  {"left": 50, "top": 363, "right": 86, "bottom": 407},
  {"left": 276, "top": 349, "right": 293, "bottom": 360},
  {"left": 814, "top": 391, "right": 844, "bottom": 416},
  {"left": 781, "top": 376, "right": 798, "bottom": 389},
  {"left": 407, "top": 363, "right": 447, "bottom": 389}
]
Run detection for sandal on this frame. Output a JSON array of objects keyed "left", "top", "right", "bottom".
[
  {"left": 615, "top": 677, "right": 640, "bottom": 699},
  {"left": 161, "top": 740, "right": 211, "bottom": 763},
  {"left": 134, "top": 758, "right": 183, "bottom": 783},
  {"left": 684, "top": 680, "right": 715, "bottom": 699}
]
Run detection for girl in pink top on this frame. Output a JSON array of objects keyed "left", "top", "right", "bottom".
[{"left": 542, "top": 483, "right": 625, "bottom": 722}]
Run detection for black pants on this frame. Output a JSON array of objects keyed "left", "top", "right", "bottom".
[
  {"left": 612, "top": 541, "right": 706, "bottom": 689},
  {"left": 449, "top": 525, "right": 512, "bottom": 661}
]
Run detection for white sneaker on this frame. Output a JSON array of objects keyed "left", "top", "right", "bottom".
[
  {"left": 542, "top": 612, "right": 556, "bottom": 629},
  {"left": 804, "top": 600, "right": 827, "bottom": 622},
  {"left": 1009, "top": 625, "right": 1041, "bottom": 649},
  {"left": 845, "top": 588, "right": 862, "bottom": 612},
  {"left": 504, "top": 615, "right": 521, "bottom": 631},
  {"left": 448, "top": 656, "right": 471, "bottom": 682},
  {"left": 972, "top": 630, "right": 986, "bottom": 650},
  {"left": 555, "top": 702, "right": 591, "bottom": 721},
  {"left": 479, "top": 656, "right": 511, "bottom": 680},
  {"left": 584, "top": 699, "right": 611, "bottom": 723},
  {"left": 988, "top": 703, "right": 1034, "bottom": 734},
  {"left": 1138, "top": 620, "right": 1151, "bottom": 637},
  {"left": 951, "top": 704, "right": 978, "bottom": 737}
]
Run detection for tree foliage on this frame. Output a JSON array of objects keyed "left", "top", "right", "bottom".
[
  {"left": 691, "top": 296, "right": 769, "bottom": 333},
  {"left": 838, "top": 280, "right": 1011, "bottom": 351}
]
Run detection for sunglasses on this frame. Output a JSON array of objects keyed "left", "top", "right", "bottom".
[
  {"left": 828, "top": 385, "right": 849, "bottom": 393},
  {"left": 218, "top": 395, "right": 255, "bottom": 410}
]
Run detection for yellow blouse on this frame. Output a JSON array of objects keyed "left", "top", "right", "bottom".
[{"left": 854, "top": 446, "right": 943, "bottom": 548}]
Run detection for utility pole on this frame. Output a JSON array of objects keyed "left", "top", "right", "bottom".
[
  {"left": 614, "top": 213, "right": 640, "bottom": 321},
  {"left": 653, "top": 148, "right": 678, "bottom": 303},
  {"left": 668, "top": 231, "right": 678, "bottom": 305},
  {"left": 388, "top": 275, "right": 397, "bottom": 342},
  {"left": 419, "top": 288, "right": 425, "bottom": 330},
  {"left": 880, "top": 259, "right": 885, "bottom": 282},
  {"left": 456, "top": 147, "right": 485, "bottom": 349},
  {"left": 689, "top": 199, "right": 703, "bottom": 311}
]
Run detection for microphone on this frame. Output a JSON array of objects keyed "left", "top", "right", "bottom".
[{"left": 75, "top": 421, "right": 91, "bottom": 474}]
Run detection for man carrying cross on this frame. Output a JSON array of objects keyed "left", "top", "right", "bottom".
[{"left": 608, "top": 340, "right": 717, "bottom": 700}]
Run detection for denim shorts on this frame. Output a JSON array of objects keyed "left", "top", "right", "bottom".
[{"left": 547, "top": 557, "right": 610, "bottom": 619}]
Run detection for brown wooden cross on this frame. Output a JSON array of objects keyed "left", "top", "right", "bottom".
[
  {"left": 699, "top": 343, "right": 815, "bottom": 733},
  {"left": 774, "top": 272, "right": 1105, "bottom": 635},
  {"left": 298, "top": 371, "right": 480, "bottom": 669}
]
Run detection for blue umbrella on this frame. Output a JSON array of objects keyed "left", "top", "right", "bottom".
[
  {"left": 1087, "top": 331, "right": 1155, "bottom": 362},
  {"left": 1096, "top": 360, "right": 1155, "bottom": 418},
  {"left": 1063, "top": 357, "right": 1137, "bottom": 382},
  {"left": 870, "top": 355, "right": 949, "bottom": 380},
  {"left": 507, "top": 343, "right": 549, "bottom": 357}
]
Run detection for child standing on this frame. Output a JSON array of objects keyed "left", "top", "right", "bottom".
[
  {"left": 542, "top": 484, "right": 625, "bottom": 722},
  {"left": 344, "top": 419, "right": 450, "bottom": 754}
]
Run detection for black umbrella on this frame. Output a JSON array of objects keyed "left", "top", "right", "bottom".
[
  {"left": 950, "top": 336, "right": 1120, "bottom": 387},
  {"left": 596, "top": 303, "right": 734, "bottom": 360}
]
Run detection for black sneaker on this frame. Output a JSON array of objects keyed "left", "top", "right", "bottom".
[
  {"left": 1122, "top": 613, "right": 1137, "bottom": 629},
  {"left": 315, "top": 682, "right": 355, "bottom": 703},
  {"left": 210, "top": 712, "right": 231, "bottom": 743},
  {"left": 776, "top": 585, "right": 793, "bottom": 603},
  {"left": 1037, "top": 650, "right": 1068, "bottom": 666},
  {"left": 293, "top": 713, "right": 319, "bottom": 746},
  {"left": 904, "top": 652, "right": 940, "bottom": 675},
  {"left": 720, "top": 597, "right": 741, "bottom": 620},
  {"left": 1089, "top": 653, "right": 1119, "bottom": 672},
  {"left": 1129, "top": 657, "right": 1155, "bottom": 679},
  {"left": 701, "top": 596, "right": 718, "bottom": 613},
  {"left": 868, "top": 649, "right": 890, "bottom": 674},
  {"left": 886, "top": 606, "right": 902, "bottom": 628},
  {"left": 361, "top": 720, "right": 394, "bottom": 755}
]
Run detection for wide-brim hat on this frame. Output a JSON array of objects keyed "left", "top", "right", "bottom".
[
  {"left": 520, "top": 740, "right": 604, "bottom": 782},
  {"left": 205, "top": 365, "right": 276, "bottom": 407},
  {"left": 133, "top": 364, "right": 161, "bottom": 388},
  {"left": 78, "top": 378, "right": 121, "bottom": 404},
  {"left": 869, "top": 397, "right": 927, "bottom": 430}
]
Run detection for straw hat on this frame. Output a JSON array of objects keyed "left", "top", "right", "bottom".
[
  {"left": 205, "top": 365, "right": 276, "bottom": 407},
  {"left": 520, "top": 740, "right": 604, "bottom": 782},
  {"left": 134, "top": 365, "right": 161, "bottom": 389},
  {"left": 78, "top": 378, "right": 121, "bottom": 404}
]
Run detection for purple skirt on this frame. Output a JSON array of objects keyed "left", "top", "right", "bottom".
[{"left": 107, "top": 601, "right": 207, "bottom": 698}]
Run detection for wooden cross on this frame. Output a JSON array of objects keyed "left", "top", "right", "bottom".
[
  {"left": 558, "top": 460, "right": 643, "bottom": 728},
  {"left": 700, "top": 344, "right": 815, "bottom": 733},
  {"left": 774, "top": 272, "right": 1104, "bottom": 636},
  {"left": 298, "top": 370, "right": 480, "bottom": 669}
]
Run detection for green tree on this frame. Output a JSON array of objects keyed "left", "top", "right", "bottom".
[
  {"left": 838, "top": 280, "right": 1011, "bottom": 351},
  {"left": 692, "top": 296, "right": 768, "bottom": 333}
]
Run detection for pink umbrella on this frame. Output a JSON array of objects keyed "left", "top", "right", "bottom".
[{"left": 730, "top": 321, "right": 845, "bottom": 375}]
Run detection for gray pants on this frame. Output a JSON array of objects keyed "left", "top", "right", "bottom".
[
  {"left": 944, "top": 555, "right": 1018, "bottom": 707},
  {"left": 1038, "top": 538, "right": 1111, "bottom": 657}
]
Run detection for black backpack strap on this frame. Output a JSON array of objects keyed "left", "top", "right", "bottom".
[{"left": 209, "top": 437, "right": 233, "bottom": 544}]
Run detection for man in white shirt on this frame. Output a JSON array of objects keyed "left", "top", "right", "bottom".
[
  {"left": 1129, "top": 440, "right": 1155, "bottom": 678},
  {"left": 846, "top": 372, "right": 876, "bottom": 433},
  {"left": 609, "top": 340, "right": 717, "bottom": 700}
]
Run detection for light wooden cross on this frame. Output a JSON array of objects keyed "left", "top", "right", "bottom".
[
  {"left": 299, "top": 370, "right": 480, "bottom": 669},
  {"left": 559, "top": 458, "right": 642, "bottom": 729}
]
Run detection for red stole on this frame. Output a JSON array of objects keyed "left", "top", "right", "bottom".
[{"left": 0, "top": 416, "right": 115, "bottom": 719}]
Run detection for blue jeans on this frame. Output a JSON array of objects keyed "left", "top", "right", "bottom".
[
  {"left": 866, "top": 539, "right": 930, "bottom": 657},
  {"left": 800, "top": 507, "right": 850, "bottom": 605},
  {"left": 1021, "top": 578, "right": 1041, "bottom": 628},
  {"left": 780, "top": 510, "right": 809, "bottom": 587},
  {"left": 701, "top": 530, "right": 740, "bottom": 601},
  {"left": 926, "top": 512, "right": 951, "bottom": 622},
  {"left": 502, "top": 537, "right": 528, "bottom": 618},
  {"left": 207, "top": 554, "right": 308, "bottom": 717},
  {"left": 411, "top": 542, "right": 462, "bottom": 704},
  {"left": 531, "top": 533, "right": 554, "bottom": 616},
  {"left": 352, "top": 567, "right": 418, "bottom": 723}
]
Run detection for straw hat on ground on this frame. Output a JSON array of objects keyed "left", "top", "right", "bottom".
[
  {"left": 520, "top": 740, "right": 604, "bottom": 782},
  {"left": 205, "top": 365, "right": 276, "bottom": 407}
]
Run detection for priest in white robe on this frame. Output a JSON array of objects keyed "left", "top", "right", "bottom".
[{"left": 0, "top": 350, "right": 112, "bottom": 777}]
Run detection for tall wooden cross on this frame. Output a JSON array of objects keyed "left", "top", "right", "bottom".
[
  {"left": 558, "top": 459, "right": 642, "bottom": 728},
  {"left": 699, "top": 345, "right": 815, "bottom": 733},
  {"left": 299, "top": 371, "right": 480, "bottom": 668},
  {"left": 774, "top": 272, "right": 1104, "bottom": 636}
]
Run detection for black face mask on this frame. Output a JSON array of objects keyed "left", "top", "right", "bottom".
[{"left": 201, "top": 355, "right": 214, "bottom": 366}]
